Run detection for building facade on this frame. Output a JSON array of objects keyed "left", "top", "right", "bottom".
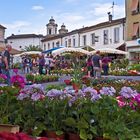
[
  {"left": 0, "top": 24, "right": 6, "bottom": 46},
  {"left": 6, "top": 34, "right": 44, "bottom": 50},
  {"left": 42, "top": 17, "right": 126, "bottom": 52},
  {"left": 126, "top": 0, "right": 140, "bottom": 63}
]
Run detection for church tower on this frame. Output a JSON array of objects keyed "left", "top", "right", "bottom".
[
  {"left": 46, "top": 17, "right": 58, "bottom": 35},
  {"left": 59, "top": 23, "right": 68, "bottom": 34}
]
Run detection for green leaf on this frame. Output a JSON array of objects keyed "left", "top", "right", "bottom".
[
  {"left": 80, "top": 129, "right": 88, "bottom": 140},
  {"left": 63, "top": 117, "right": 77, "bottom": 127}
]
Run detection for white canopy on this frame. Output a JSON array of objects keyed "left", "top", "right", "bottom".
[
  {"left": 90, "top": 48, "right": 128, "bottom": 55},
  {"left": 52, "top": 47, "right": 89, "bottom": 56},
  {"left": 14, "top": 51, "right": 42, "bottom": 57}
]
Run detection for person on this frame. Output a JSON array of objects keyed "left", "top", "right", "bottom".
[
  {"left": 0, "top": 54, "right": 2, "bottom": 74},
  {"left": 24, "top": 55, "right": 31, "bottom": 74},
  {"left": 102, "top": 55, "right": 112, "bottom": 75},
  {"left": 92, "top": 50, "right": 102, "bottom": 78},
  {"left": 1, "top": 45, "right": 12, "bottom": 85},
  {"left": 39, "top": 53, "right": 45, "bottom": 75},
  {"left": 86, "top": 56, "right": 93, "bottom": 77}
]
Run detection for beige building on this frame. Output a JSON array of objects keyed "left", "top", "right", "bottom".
[
  {"left": 0, "top": 24, "right": 6, "bottom": 47},
  {"left": 126, "top": 0, "right": 140, "bottom": 63}
]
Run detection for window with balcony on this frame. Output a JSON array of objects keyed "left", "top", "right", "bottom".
[
  {"left": 132, "top": 22, "right": 139, "bottom": 39},
  {"left": 83, "top": 35, "right": 87, "bottom": 46},
  {"left": 103, "top": 30, "right": 109, "bottom": 44},
  {"left": 114, "top": 27, "right": 120, "bottom": 43},
  {"left": 131, "top": 0, "right": 140, "bottom": 14}
]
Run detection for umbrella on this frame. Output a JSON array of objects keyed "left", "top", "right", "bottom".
[
  {"left": 42, "top": 46, "right": 64, "bottom": 54},
  {"left": 90, "top": 48, "right": 128, "bottom": 55},
  {"left": 52, "top": 47, "right": 89, "bottom": 56},
  {"left": 15, "top": 51, "right": 41, "bottom": 56}
]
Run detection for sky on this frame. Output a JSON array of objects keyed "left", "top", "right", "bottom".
[{"left": 0, "top": 0, "right": 125, "bottom": 37}]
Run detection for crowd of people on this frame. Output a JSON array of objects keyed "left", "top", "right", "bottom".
[
  {"left": 0, "top": 45, "right": 113, "bottom": 85},
  {"left": 86, "top": 51, "right": 112, "bottom": 78}
]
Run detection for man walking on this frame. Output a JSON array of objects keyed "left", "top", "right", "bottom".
[
  {"left": 1, "top": 45, "right": 12, "bottom": 85},
  {"left": 92, "top": 50, "right": 102, "bottom": 78}
]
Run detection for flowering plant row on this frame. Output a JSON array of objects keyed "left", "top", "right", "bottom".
[{"left": 26, "top": 74, "right": 59, "bottom": 83}]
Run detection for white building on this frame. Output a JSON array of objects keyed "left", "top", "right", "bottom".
[
  {"left": 42, "top": 17, "right": 126, "bottom": 52},
  {"left": 6, "top": 34, "right": 44, "bottom": 50}
]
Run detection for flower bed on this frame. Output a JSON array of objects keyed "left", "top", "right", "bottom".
[{"left": 0, "top": 83, "right": 140, "bottom": 139}]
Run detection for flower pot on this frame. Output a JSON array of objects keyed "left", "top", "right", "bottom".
[
  {"left": 64, "top": 79, "right": 71, "bottom": 85},
  {"left": 46, "top": 131, "right": 65, "bottom": 140},
  {"left": 0, "top": 124, "right": 19, "bottom": 134},
  {"left": 67, "top": 133, "right": 80, "bottom": 140},
  {"left": 72, "top": 83, "right": 80, "bottom": 91}
]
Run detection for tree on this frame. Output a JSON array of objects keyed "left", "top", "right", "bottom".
[{"left": 22, "top": 45, "right": 42, "bottom": 52}]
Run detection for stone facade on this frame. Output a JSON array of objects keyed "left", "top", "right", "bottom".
[{"left": 126, "top": 0, "right": 140, "bottom": 63}]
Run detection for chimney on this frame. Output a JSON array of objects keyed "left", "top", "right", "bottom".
[{"left": 108, "top": 12, "right": 112, "bottom": 22}]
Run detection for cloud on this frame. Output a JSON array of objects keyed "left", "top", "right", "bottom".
[
  {"left": 4, "top": 21, "right": 31, "bottom": 29},
  {"left": 32, "top": 5, "right": 44, "bottom": 10}
]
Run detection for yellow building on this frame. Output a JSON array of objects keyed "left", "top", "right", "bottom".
[{"left": 126, "top": 0, "right": 140, "bottom": 63}]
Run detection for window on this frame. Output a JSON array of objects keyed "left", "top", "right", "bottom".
[
  {"left": 44, "top": 44, "right": 46, "bottom": 50},
  {"left": 73, "top": 38, "right": 76, "bottom": 47},
  {"left": 52, "top": 42, "right": 55, "bottom": 48},
  {"left": 131, "top": 0, "right": 140, "bottom": 14},
  {"left": 132, "top": 22, "right": 139, "bottom": 39},
  {"left": 91, "top": 33, "right": 95, "bottom": 45},
  {"left": 48, "top": 43, "right": 50, "bottom": 50},
  {"left": 56, "top": 41, "right": 60, "bottom": 47},
  {"left": 68, "top": 39, "right": 71, "bottom": 47},
  {"left": 103, "top": 30, "right": 108, "bottom": 44},
  {"left": 65, "top": 41, "right": 67, "bottom": 47},
  {"left": 114, "top": 27, "right": 120, "bottom": 43},
  {"left": 48, "top": 29, "right": 51, "bottom": 35},
  {"left": 83, "top": 35, "right": 87, "bottom": 46}
]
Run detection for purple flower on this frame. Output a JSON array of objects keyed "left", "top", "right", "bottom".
[
  {"left": 120, "top": 87, "right": 138, "bottom": 99},
  {"left": 135, "top": 94, "right": 140, "bottom": 104},
  {"left": 31, "top": 93, "right": 42, "bottom": 101},
  {"left": 83, "top": 87, "right": 98, "bottom": 96},
  {"left": 17, "top": 93, "right": 29, "bottom": 100},
  {"left": 46, "top": 89, "right": 63, "bottom": 98},
  {"left": 100, "top": 87, "right": 116, "bottom": 96},
  {"left": 91, "top": 94, "right": 101, "bottom": 101},
  {"left": 13, "top": 69, "right": 18, "bottom": 74},
  {"left": 68, "top": 96, "right": 77, "bottom": 107}
]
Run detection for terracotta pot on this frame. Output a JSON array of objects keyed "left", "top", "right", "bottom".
[
  {"left": 64, "top": 79, "right": 71, "bottom": 85},
  {"left": 72, "top": 83, "right": 80, "bottom": 91},
  {"left": 46, "top": 131, "right": 65, "bottom": 140},
  {"left": 0, "top": 124, "right": 19, "bottom": 134},
  {"left": 67, "top": 133, "right": 80, "bottom": 140}
]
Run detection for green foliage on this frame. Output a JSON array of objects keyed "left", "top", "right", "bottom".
[
  {"left": 71, "top": 63, "right": 84, "bottom": 85},
  {"left": 22, "top": 45, "right": 42, "bottom": 52},
  {"left": 45, "top": 84, "right": 65, "bottom": 92},
  {"left": 110, "top": 58, "right": 129, "bottom": 70},
  {"left": 128, "top": 64, "right": 140, "bottom": 71}
]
